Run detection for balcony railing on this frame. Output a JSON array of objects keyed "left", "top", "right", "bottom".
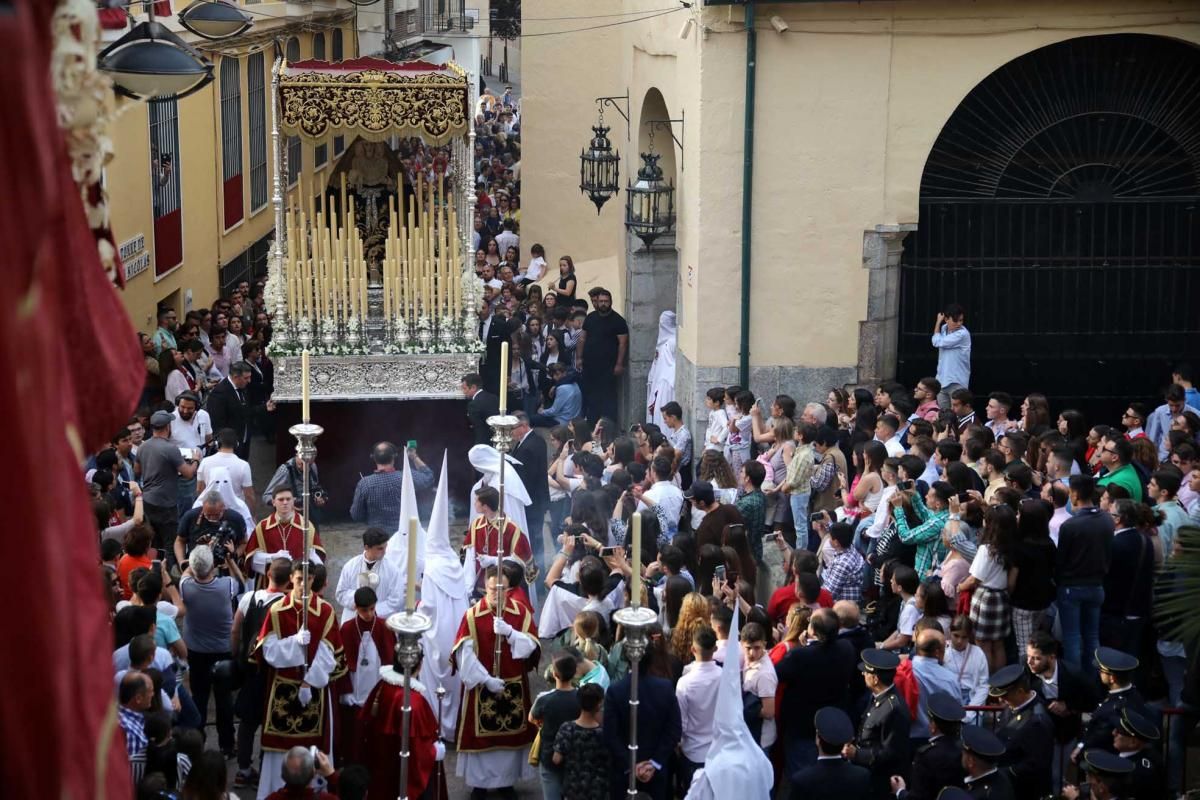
[{"left": 395, "top": 0, "right": 471, "bottom": 37}]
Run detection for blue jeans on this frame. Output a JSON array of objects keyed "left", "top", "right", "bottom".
[
  {"left": 789, "top": 492, "right": 811, "bottom": 549},
  {"left": 1057, "top": 585, "right": 1104, "bottom": 675},
  {"left": 538, "top": 763, "right": 563, "bottom": 800}
]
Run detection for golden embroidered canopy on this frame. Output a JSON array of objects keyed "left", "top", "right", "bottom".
[{"left": 279, "top": 57, "right": 470, "bottom": 145}]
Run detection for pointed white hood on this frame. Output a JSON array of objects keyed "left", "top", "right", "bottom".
[
  {"left": 423, "top": 452, "right": 467, "bottom": 599},
  {"left": 385, "top": 447, "right": 426, "bottom": 587},
  {"left": 192, "top": 465, "right": 253, "bottom": 534}
]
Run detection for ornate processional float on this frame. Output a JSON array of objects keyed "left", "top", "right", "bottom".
[{"left": 263, "top": 56, "right": 483, "bottom": 401}]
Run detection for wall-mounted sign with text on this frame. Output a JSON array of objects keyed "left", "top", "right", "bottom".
[{"left": 120, "top": 233, "right": 151, "bottom": 281}]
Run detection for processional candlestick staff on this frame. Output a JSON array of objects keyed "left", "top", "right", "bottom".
[
  {"left": 289, "top": 350, "right": 323, "bottom": 661},
  {"left": 613, "top": 512, "right": 657, "bottom": 798},
  {"left": 487, "top": 340, "right": 518, "bottom": 677},
  {"left": 386, "top": 515, "right": 432, "bottom": 800}
]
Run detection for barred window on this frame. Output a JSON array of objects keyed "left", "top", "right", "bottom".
[
  {"left": 332, "top": 28, "right": 344, "bottom": 61},
  {"left": 220, "top": 57, "right": 242, "bottom": 182},
  {"left": 247, "top": 51, "right": 267, "bottom": 211},
  {"left": 149, "top": 96, "right": 183, "bottom": 273}
]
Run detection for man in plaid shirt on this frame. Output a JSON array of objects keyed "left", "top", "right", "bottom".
[
  {"left": 821, "top": 521, "right": 865, "bottom": 603},
  {"left": 890, "top": 482, "right": 951, "bottom": 578},
  {"left": 118, "top": 671, "right": 153, "bottom": 785}
]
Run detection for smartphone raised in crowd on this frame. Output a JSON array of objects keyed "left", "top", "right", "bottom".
[
  {"left": 897, "top": 480, "right": 915, "bottom": 491},
  {"left": 715, "top": 565, "right": 727, "bottom": 582},
  {"left": 407, "top": 440, "right": 418, "bottom": 450},
  {"left": 599, "top": 546, "right": 618, "bottom": 557}
]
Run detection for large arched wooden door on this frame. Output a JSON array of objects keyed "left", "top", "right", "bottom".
[{"left": 898, "top": 34, "right": 1200, "bottom": 422}]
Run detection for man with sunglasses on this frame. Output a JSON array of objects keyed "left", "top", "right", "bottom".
[{"left": 1095, "top": 435, "right": 1143, "bottom": 503}]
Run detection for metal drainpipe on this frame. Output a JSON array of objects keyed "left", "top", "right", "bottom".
[{"left": 739, "top": 0, "right": 757, "bottom": 387}]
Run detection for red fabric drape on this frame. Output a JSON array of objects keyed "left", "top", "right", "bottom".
[{"left": 0, "top": 2, "right": 143, "bottom": 796}]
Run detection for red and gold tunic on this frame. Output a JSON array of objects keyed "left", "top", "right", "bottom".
[
  {"left": 465, "top": 513, "right": 532, "bottom": 589},
  {"left": 357, "top": 672, "right": 441, "bottom": 800},
  {"left": 451, "top": 597, "right": 540, "bottom": 752},
  {"left": 251, "top": 593, "right": 346, "bottom": 753},
  {"left": 245, "top": 512, "right": 325, "bottom": 588}
]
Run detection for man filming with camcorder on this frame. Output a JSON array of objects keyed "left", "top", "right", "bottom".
[{"left": 175, "top": 490, "right": 247, "bottom": 572}]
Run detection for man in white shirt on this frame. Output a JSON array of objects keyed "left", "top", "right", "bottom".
[
  {"left": 494, "top": 219, "right": 519, "bottom": 256},
  {"left": 984, "top": 392, "right": 1019, "bottom": 437},
  {"left": 197, "top": 428, "right": 255, "bottom": 514},
  {"left": 333, "top": 527, "right": 404, "bottom": 624},
  {"left": 875, "top": 413, "right": 905, "bottom": 457},
  {"left": 169, "top": 392, "right": 213, "bottom": 452},
  {"left": 676, "top": 626, "right": 722, "bottom": 791},
  {"left": 169, "top": 392, "right": 211, "bottom": 516},
  {"left": 639, "top": 454, "right": 685, "bottom": 537}
]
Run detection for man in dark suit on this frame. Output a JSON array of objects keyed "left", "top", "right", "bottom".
[
  {"left": 510, "top": 411, "right": 549, "bottom": 578},
  {"left": 961, "top": 726, "right": 1015, "bottom": 800},
  {"left": 602, "top": 659, "right": 681, "bottom": 800},
  {"left": 775, "top": 609, "right": 859, "bottom": 776},
  {"left": 205, "top": 361, "right": 252, "bottom": 459},
  {"left": 989, "top": 664, "right": 1055, "bottom": 799},
  {"left": 789, "top": 707, "right": 871, "bottom": 800},
  {"left": 1027, "top": 630, "right": 1103, "bottom": 793},
  {"left": 461, "top": 372, "right": 500, "bottom": 447},
  {"left": 843, "top": 648, "right": 912, "bottom": 799},
  {"left": 892, "top": 693, "right": 966, "bottom": 800}
]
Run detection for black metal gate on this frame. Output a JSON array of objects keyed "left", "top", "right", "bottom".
[{"left": 897, "top": 34, "right": 1200, "bottom": 424}]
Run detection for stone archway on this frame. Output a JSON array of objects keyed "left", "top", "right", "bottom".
[{"left": 623, "top": 87, "right": 680, "bottom": 423}]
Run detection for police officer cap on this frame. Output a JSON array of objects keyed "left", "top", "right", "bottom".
[
  {"left": 813, "top": 706, "right": 855, "bottom": 746},
  {"left": 986, "top": 663, "right": 1027, "bottom": 696},
  {"left": 857, "top": 648, "right": 900, "bottom": 674},
  {"left": 927, "top": 693, "right": 966, "bottom": 723},
  {"left": 936, "top": 789, "right": 972, "bottom": 800},
  {"left": 1118, "top": 709, "right": 1160, "bottom": 741},
  {"left": 1095, "top": 646, "right": 1139, "bottom": 674},
  {"left": 1082, "top": 748, "right": 1136, "bottom": 776},
  {"left": 960, "top": 725, "right": 1006, "bottom": 759}
]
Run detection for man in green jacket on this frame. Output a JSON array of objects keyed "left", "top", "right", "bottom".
[{"left": 1096, "top": 435, "right": 1143, "bottom": 503}]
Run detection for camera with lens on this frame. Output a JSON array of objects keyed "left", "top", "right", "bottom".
[
  {"left": 313, "top": 489, "right": 329, "bottom": 502},
  {"left": 211, "top": 521, "right": 237, "bottom": 566}
]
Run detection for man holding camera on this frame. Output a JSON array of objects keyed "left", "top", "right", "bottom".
[
  {"left": 175, "top": 490, "right": 247, "bottom": 569},
  {"left": 179, "top": 544, "right": 243, "bottom": 757}
]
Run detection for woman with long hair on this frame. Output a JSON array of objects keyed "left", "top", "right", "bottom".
[
  {"left": 828, "top": 387, "right": 851, "bottom": 428},
  {"left": 695, "top": 544, "right": 725, "bottom": 596},
  {"left": 1019, "top": 393, "right": 1051, "bottom": 433},
  {"left": 957, "top": 504, "right": 1017, "bottom": 670},
  {"left": 768, "top": 603, "right": 812, "bottom": 665},
  {"left": 697, "top": 449, "right": 739, "bottom": 503},
  {"left": 723, "top": 524, "right": 757, "bottom": 589},
  {"left": 661, "top": 574, "right": 692, "bottom": 637},
  {"left": 485, "top": 237, "right": 502, "bottom": 267},
  {"left": 554, "top": 255, "right": 577, "bottom": 302},
  {"left": 1009, "top": 498, "right": 1057, "bottom": 648},
  {"left": 669, "top": 592, "right": 712, "bottom": 663}
]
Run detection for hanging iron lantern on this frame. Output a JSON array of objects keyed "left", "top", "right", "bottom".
[
  {"left": 579, "top": 119, "right": 620, "bottom": 214},
  {"left": 99, "top": 19, "right": 214, "bottom": 100},
  {"left": 625, "top": 134, "right": 675, "bottom": 248}
]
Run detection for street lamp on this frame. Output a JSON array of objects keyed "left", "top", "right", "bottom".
[
  {"left": 178, "top": 0, "right": 252, "bottom": 40},
  {"left": 625, "top": 127, "right": 675, "bottom": 247},
  {"left": 99, "top": 2, "right": 214, "bottom": 101},
  {"left": 579, "top": 108, "right": 620, "bottom": 214}
]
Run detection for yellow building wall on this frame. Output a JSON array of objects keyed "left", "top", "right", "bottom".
[
  {"left": 110, "top": 17, "right": 357, "bottom": 334},
  {"left": 521, "top": 0, "right": 1200, "bottom": 378}
]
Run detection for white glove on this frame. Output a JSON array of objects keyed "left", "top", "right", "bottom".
[
  {"left": 272, "top": 550, "right": 293, "bottom": 561},
  {"left": 293, "top": 629, "right": 312, "bottom": 647},
  {"left": 483, "top": 677, "right": 505, "bottom": 694},
  {"left": 478, "top": 554, "right": 499, "bottom": 567},
  {"left": 493, "top": 618, "right": 514, "bottom": 637},
  {"left": 434, "top": 741, "right": 446, "bottom": 762},
  {"left": 298, "top": 686, "right": 313, "bottom": 706}
]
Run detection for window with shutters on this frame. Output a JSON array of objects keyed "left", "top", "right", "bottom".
[
  {"left": 220, "top": 57, "right": 244, "bottom": 229},
  {"left": 332, "top": 29, "right": 344, "bottom": 61},
  {"left": 149, "top": 97, "right": 183, "bottom": 275},
  {"left": 248, "top": 51, "right": 267, "bottom": 212}
]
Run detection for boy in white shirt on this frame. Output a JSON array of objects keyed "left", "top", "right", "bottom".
[
  {"left": 739, "top": 621, "right": 778, "bottom": 750},
  {"left": 703, "top": 387, "right": 728, "bottom": 452}
]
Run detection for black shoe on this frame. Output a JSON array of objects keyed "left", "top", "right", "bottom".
[{"left": 498, "top": 788, "right": 517, "bottom": 800}]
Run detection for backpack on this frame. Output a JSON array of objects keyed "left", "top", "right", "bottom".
[{"left": 234, "top": 591, "right": 283, "bottom": 682}]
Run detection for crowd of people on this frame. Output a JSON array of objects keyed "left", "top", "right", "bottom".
[{"left": 96, "top": 73, "right": 1200, "bottom": 800}]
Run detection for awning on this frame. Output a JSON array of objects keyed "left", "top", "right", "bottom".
[{"left": 278, "top": 57, "right": 469, "bottom": 145}]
